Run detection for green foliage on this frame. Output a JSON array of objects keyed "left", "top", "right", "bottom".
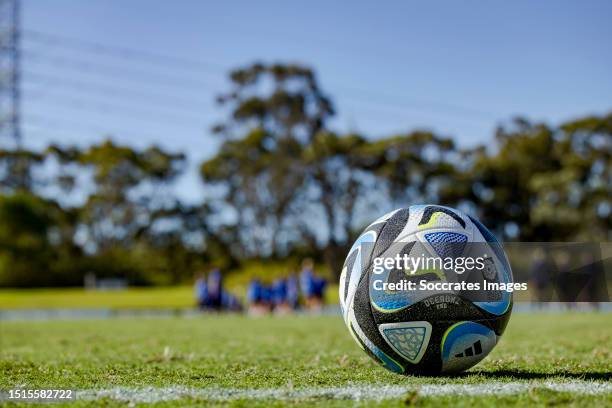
[
  {"left": 453, "top": 115, "right": 611, "bottom": 240},
  {"left": 204, "top": 63, "right": 337, "bottom": 260},
  {"left": 0, "top": 193, "right": 79, "bottom": 286},
  {"left": 203, "top": 62, "right": 610, "bottom": 278},
  {"left": 0, "top": 62, "right": 610, "bottom": 287},
  {"left": 0, "top": 148, "right": 44, "bottom": 191},
  {"left": 0, "top": 141, "right": 207, "bottom": 287},
  {"left": 202, "top": 63, "right": 467, "bottom": 274}
]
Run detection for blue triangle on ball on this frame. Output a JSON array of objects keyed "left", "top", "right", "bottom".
[{"left": 424, "top": 232, "right": 468, "bottom": 259}]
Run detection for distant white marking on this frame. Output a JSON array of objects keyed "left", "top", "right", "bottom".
[{"left": 77, "top": 381, "right": 612, "bottom": 402}]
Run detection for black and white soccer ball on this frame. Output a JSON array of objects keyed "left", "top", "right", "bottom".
[{"left": 339, "top": 205, "right": 513, "bottom": 375}]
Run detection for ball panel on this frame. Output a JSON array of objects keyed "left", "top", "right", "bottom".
[
  {"left": 419, "top": 205, "right": 467, "bottom": 229},
  {"left": 351, "top": 268, "right": 407, "bottom": 373},
  {"left": 440, "top": 321, "right": 497, "bottom": 373},
  {"left": 369, "top": 242, "right": 418, "bottom": 314},
  {"left": 348, "top": 308, "right": 405, "bottom": 374},
  {"left": 340, "top": 221, "right": 384, "bottom": 324},
  {"left": 371, "top": 208, "right": 410, "bottom": 260},
  {"left": 424, "top": 231, "right": 468, "bottom": 259},
  {"left": 340, "top": 250, "right": 357, "bottom": 307},
  {"left": 378, "top": 321, "right": 432, "bottom": 364},
  {"left": 365, "top": 208, "right": 402, "bottom": 229},
  {"left": 467, "top": 214, "right": 513, "bottom": 316}
]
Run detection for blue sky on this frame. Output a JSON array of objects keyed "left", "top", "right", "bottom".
[{"left": 21, "top": 0, "right": 612, "bottom": 201}]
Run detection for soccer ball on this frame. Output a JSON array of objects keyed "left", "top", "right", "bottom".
[{"left": 339, "top": 205, "right": 513, "bottom": 375}]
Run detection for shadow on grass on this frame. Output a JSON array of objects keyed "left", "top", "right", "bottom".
[{"left": 465, "top": 369, "right": 611, "bottom": 381}]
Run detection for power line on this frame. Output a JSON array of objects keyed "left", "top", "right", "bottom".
[
  {"left": 23, "top": 29, "right": 501, "bottom": 123},
  {"left": 23, "top": 70, "right": 213, "bottom": 112},
  {"left": 23, "top": 116, "right": 210, "bottom": 154},
  {"left": 23, "top": 49, "right": 221, "bottom": 91},
  {"left": 21, "top": 63, "right": 494, "bottom": 139},
  {"left": 336, "top": 96, "right": 494, "bottom": 127},
  {"left": 23, "top": 114, "right": 175, "bottom": 143},
  {"left": 23, "top": 87, "right": 207, "bottom": 127},
  {"left": 23, "top": 124, "right": 101, "bottom": 145},
  {"left": 24, "top": 28, "right": 227, "bottom": 74},
  {"left": 18, "top": 27, "right": 503, "bottom": 147},
  {"left": 333, "top": 85, "right": 498, "bottom": 121},
  {"left": 24, "top": 62, "right": 487, "bottom": 136},
  {"left": 24, "top": 113, "right": 211, "bottom": 146},
  {"left": 22, "top": 51, "right": 493, "bottom": 127}
]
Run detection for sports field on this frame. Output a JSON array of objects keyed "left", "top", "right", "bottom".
[{"left": 1, "top": 312, "right": 610, "bottom": 407}]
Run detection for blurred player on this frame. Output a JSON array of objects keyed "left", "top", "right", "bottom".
[
  {"left": 247, "top": 279, "right": 271, "bottom": 315},
  {"left": 207, "top": 268, "right": 223, "bottom": 310},
  {"left": 194, "top": 272, "right": 208, "bottom": 310},
  {"left": 272, "top": 278, "right": 291, "bottom": 315},
  {"left": 221, "top": 290, "right": 243, "bottom": 312},
  {"left": 286, "top": 273, "right": 299, "bottom": 310},
  {"left": 299, "top": 258, "right": 327, "bottom": 312}
]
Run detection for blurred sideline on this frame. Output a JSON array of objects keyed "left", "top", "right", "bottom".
[{"left": 0, "top": 303, "right": 610, "bottom": 321}]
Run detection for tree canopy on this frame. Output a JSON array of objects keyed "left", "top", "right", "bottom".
[{"left": 0, "top": 62, "right": 609, "bottom": 286}]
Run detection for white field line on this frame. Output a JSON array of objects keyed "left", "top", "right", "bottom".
[{"left": 77, "top": 381, "right": 612, "bottom": 402}]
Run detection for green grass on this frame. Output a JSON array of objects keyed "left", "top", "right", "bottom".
[
  {"left": 0, "top": 287, "right": 194, "bottom": 309},
  {"left": 1, "top": 313, "right": 610, "bottom": 406},
  {"left": 0, "top": 284, "right": 340, "bottom": 310}
]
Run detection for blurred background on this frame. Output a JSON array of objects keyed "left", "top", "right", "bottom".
[{"left": 0, "top": 0, "right": 610, "bottom": 313}]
